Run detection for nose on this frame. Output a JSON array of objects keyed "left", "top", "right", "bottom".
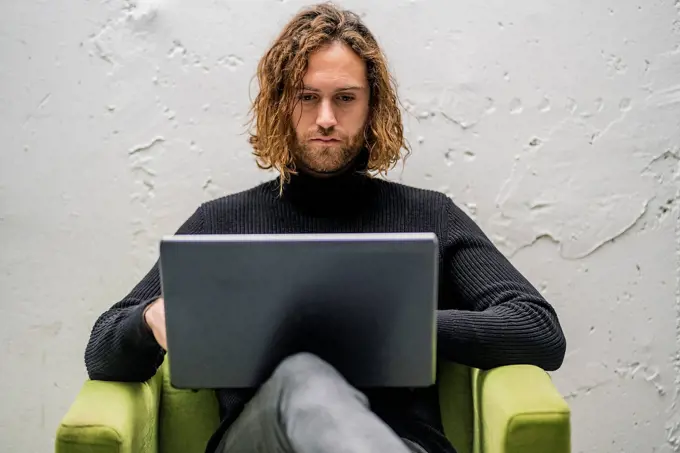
[{"left": 315, "top": 99, "right": 338, "bottom": 129}]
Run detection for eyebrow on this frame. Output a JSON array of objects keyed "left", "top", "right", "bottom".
[{"left": 303, "top": 85, "right": 365, "bottom": 93}]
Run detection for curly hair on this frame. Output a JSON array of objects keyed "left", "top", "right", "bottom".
[{"left": 248, "top": 2, "right": 410, "bottom": 186}]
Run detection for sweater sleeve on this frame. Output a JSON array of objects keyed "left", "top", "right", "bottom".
[
  {"left": 436, "top": 198, "right": 566, "bottom": 371},
  {"left": 84, "top": 205, "right": 206, "bottom": 382}
]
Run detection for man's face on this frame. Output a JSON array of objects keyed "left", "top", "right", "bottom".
[{"left": 291, "top": 41, "right": 370, "bottom": 177}]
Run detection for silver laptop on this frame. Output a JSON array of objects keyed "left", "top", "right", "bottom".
[{"left": 159, "top": 232, "right": 438, "bottom": 389}]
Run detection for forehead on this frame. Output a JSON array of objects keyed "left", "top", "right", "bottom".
[{"left": 303, "top": 41, "right": 367, "bottom": 90}]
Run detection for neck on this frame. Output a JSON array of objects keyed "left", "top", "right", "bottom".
[{"left": 280, "top": 149, "right": 373, "bottom": 216}]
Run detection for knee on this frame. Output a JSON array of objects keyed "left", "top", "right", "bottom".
[
  {"left": 272, "top": 352, "right": 335, "bottom": 387},
  {"left": 271, "top": 353, "right": 367, "bottom": 417},
  {"left": 277, "top": 352, "right": 330, "bottom": 373}
]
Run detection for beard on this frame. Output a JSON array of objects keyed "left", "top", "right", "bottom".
[{"left": 293, "top": 128, "right": 365, "bottom": 176}]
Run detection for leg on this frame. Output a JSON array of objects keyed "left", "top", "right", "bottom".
[
  {"left": 215, "top": 363, "right": 293, "bottom": 453},
  {"left": 403, "top": 439, "right": 429, "bottom": 453},
  {"left": 217, "top": 352, "right": 414, "bottom": 453}
]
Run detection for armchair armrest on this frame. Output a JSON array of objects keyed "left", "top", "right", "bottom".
[
  {"left": 55, "top": 371, "right": 162, "bottom": 453},
  {"left": 474, "top": 365, "right": 570, "bottom": 453}
]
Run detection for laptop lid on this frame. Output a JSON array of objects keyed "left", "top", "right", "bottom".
[{"left": 160, "top": 232, "right": 438, "bottom": 389}]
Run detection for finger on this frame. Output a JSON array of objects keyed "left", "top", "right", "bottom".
[{"left": 160, "top": 332, "right": 168, "bottom": 351}]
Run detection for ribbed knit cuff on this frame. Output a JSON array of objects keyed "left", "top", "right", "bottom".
[{"left": 123, "top": 299, "right": 162, "bottom": 350}]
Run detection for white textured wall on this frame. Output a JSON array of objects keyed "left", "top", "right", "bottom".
[{"left": 1, "top": 0, "right": 679, "bottom": 452}]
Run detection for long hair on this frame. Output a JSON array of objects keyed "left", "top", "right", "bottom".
[{"left": 248, "top": 2, "right": 410, "bottom": 186}]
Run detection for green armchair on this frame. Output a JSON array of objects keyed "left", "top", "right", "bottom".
[{"left": 55, "top": 360, "right": 570, "bottom": 453}]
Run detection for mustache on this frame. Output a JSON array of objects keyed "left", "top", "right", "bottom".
[{"left": 306, "top": 127, "right": 346, "bottom": 140}]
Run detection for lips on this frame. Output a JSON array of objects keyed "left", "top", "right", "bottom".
[{"left": 310, "top": 137, "right": 340, "bottom": 142}]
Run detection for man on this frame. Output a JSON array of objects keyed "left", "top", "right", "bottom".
[{"left": 85, "top": 3, "right": 567, "bottom": 453}]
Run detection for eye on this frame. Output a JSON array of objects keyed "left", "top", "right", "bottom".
[
  {"left": 337, "top": 94, "right": 355, "bottom": 103},
  {"left": 299, "top": 93, "right": 316, "bottom": 102}
]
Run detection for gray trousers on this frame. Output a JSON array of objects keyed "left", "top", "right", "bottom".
[{"left": 217, "top": 352, "right": 427, "bottom": 453}]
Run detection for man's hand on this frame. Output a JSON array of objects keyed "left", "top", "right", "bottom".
[{"left": 143, "top": 297, "right": 167, "bottom": 350}]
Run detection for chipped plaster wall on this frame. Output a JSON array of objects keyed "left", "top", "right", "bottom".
[{"left": 1, "top": 0, "right": 679, "bottom": 451}]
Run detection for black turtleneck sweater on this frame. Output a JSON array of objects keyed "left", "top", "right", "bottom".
[{"left": 84, "top": 168, "right": 566, "bottom": 453}]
